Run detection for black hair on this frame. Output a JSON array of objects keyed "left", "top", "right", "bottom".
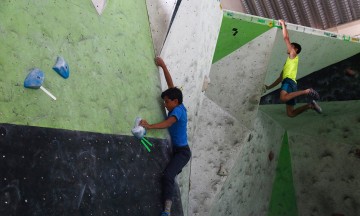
[
  {"left": 161, "top": 87, "right": 183, "bottom": 104},
  {"left": 291, "top": 42, "right": 302, "bottom": 54}
]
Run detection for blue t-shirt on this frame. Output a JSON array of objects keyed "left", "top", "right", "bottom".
[{"left": 168, "top": 103, "right": 188, "bottom": 147}]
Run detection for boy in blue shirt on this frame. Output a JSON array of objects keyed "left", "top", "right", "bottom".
[{"left": 140, "top": 57, "right": 191, "bottom": 216}]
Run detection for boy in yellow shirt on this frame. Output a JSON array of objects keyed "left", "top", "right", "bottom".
[{"left": 266, "top": 20, "right": 322, "bottom": 117}]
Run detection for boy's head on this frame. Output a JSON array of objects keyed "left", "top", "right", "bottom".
[
  {"left": 161, "top": 87, "right": 182, "bottom": 111},
  {"left": 291, "top": 42, "right": 302, "bottom": 54}
]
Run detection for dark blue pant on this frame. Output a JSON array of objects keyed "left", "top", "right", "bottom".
[{"left": 162, "top": 145, "right": 191, "bottom": 201}]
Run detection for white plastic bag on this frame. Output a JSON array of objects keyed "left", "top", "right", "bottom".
[{"left": 131, "top": 117, "right": 146, "bottom": 139}]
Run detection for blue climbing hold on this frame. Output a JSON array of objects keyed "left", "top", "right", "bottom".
[
  {"left": 52, "top": 56, "right": 70, "bottom": 79},
  {"left": 24, "top": 68, "right": 45, "bottom": 89}
]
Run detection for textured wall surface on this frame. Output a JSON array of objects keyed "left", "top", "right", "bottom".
[
  {"left": 260, "top": 101, "right": 360, "bottom": 145},
  {"left": 189, "top": 96, "right": 250, "bottom": 215},
  {"left": 268, "top": 132, "right": 298, "bottom": 216},
  {"left": 207, "top": 28, "right": 277, "bottom": 129},
  {"left": 0, "top": 123, "right": 184, "bottom": 215},
  {"left": 0, "top": 0, "right": 166, "bottom": 137},
  {"left": 208, "top": 111, "right": 284, "bottom": 216},
  {"left": 289, "top": 134, "right": 360, "bottom": 216},
  {"left": 158, "top": 1, "right": 223, "bottom": 215},
  {"left": 261, "top": 101, "right": 360, "bottom": 216},
  {"left": 211, "top": 15, "right": 272, "bottom": 64},
  {"left": 145, "top": 0, "right": 177, "bottom": 56},
  {"left": 199, "top": 11, "right": 360, "bottom": 216},
  {"left": 0, "top": 1, "right": 183, "bottom": 215},
  {"left": 2, "top": 2, "right": 360, "bottom": 215}
]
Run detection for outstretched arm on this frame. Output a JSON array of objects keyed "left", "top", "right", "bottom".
[
  {"left": 266, "top": 71, "right": 283, "bottom": 90},
  {"left": 140, "top": 117, "right": 177, "bottom": 129},
  {"left": 155, "top": 57, "right": 174, "bottom": 88},
  {"left": 279, "top": 19, "right": 297, "bottom": 59}
]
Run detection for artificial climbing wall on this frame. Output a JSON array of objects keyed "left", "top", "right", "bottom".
[
  {"left": 187, "top": 11, "right": 279, "bottom": 214},
  {"left": 289, "top": 133, "right": 360, "bottom": 216},
  {"left": 268, "top": 131, "right": 298, "bottom": 216},
  {"left": 228, "top": 9, "right": 360, "bottom": 216},
  {"left": 0, "top": 0, "right": 166, "bottom": 137},
  {"left": 208, "top": 111, "right": 285, "bottom": 216},
  {"left": 145, "top": 0, "right": 177, "bottom": 56},
  {"left": 190, "top": 10, "right": 360, "bottom": 215},
  {"left": 155, "top": 1, "right": 223, "bottom": 215},
  {"left": 255, "top": 8, "right": 360, "bottom": 215},
  {"left": 260, "top": 100, "right": 360, "bottom": 216},
  {"left": 0, "top": 1, "right": 185, "bottom": 215}
]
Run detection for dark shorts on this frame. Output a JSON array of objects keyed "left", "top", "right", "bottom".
[{"left": 281, "top": 78, "right": 297, "bottom": 106}]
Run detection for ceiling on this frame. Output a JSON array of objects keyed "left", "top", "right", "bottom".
[{"left": 239, "top": 0, "right": 360, "bottom": 30}]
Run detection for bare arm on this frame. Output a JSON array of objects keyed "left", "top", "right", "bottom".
[
  {"left": 140, "top": 116, "right": 177, "bottom": 129},
  {"left": 266, "top": 72, "right": 283, "bottom": 90},
  {"left": 155, "top": 57, "right": 174, "bottom": 88},
  {"left": 279, "top": 19, "right": 297, "bottom": 59}
]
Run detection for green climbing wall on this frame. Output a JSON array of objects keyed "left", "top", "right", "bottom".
[
  {"left": 212, "top": 15, "right": 271, "bottom": 63},
  {"left": 268, "top": 131, "right": 298, "bottom": 216},
  {"left": 0, "top": 0, "right": 166, "bottom": 137}
]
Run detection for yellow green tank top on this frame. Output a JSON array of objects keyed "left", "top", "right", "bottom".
[{"left": 282, "top": 56, "right": 298, "bottom": 83}]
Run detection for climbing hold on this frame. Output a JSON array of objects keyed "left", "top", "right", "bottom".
[
  {"left": 52, "top": 56, "right": 70, "bottom": 79},
  {"left": 268, "top": 151, "right": 274, "bottom": 161},
  {"left": 217, "top": 164, "right": 228, "bottom": 176},
  {"left": 24, "top": 68, "right": 44, "bottom": 89},
  {"left": 355, "top": 149, "right": 360, "bottom": 158},
  {"left": 91, "top": 0, "right": 107, "bottom": 15},
  {"left": 24, "top": 68, "right": 56, "bottom": 100},
  {"left": 232, "top": 28, "right": 238, "bottom": 36}
]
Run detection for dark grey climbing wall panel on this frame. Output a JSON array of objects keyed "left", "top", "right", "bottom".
[{"left": 0, "top": 124, "right": 183, "bottom": 216}]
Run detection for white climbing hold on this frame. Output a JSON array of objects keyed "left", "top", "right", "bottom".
[{"left": 91, "top": 0, "right": 107, "bottom": 15}]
